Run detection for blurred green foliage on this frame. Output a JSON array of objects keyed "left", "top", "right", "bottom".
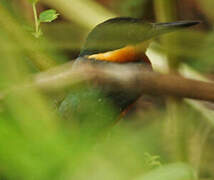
[
  {"left": 0, "top": 0, "right": 214, "bottom": 180},
  {"left": 116, "top": 0, "right": 151, "bottom": 18},
  {"left": 28, "top": 0, "right": 39, "bottom": 4}
]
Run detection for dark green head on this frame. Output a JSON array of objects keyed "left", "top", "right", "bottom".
[{"left": 80, "top": 17, "right": 199, "bottom": 57}]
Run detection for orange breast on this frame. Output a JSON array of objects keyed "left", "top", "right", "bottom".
[{"left": 88, "top": 46, "right": 143, "bottom": 63}]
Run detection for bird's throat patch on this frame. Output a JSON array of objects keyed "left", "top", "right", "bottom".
[{"left": 88, "top": 45, "right": 150, "bottom": 64}]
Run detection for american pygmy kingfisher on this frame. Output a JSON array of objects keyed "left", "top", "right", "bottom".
[{"left": 59, "top": 17, "right": 199, "bottom": 133}]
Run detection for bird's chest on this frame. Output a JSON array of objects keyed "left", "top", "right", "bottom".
[
  {"left": 93, "top": 60, "right": 152, "bottom": 112},
  {"left": 74, "top": 50, "right": 152, "bottom": 112}
]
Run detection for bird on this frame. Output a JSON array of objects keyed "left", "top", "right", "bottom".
[{"left": 59, "top": 17, "right": 199, "bottom": 134}]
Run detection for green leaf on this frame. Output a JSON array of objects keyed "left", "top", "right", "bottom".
[{"left": 39, "top": 9, "right": 59, "bottom": 23}]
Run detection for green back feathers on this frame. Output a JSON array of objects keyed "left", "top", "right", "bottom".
[{"left": 80, "top": 17, "right": 199, "bottom": 56}]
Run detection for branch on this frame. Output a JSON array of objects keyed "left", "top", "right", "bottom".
[
  {"left": 2, "top": 58, "right": 214, "bottom": 102},
  {"left": 32, "top": 58, "right": 214, "bottom": 102}
]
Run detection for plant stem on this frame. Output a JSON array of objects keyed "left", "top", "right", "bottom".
[
  {"left": 154, "top": 0, "right": 178, "bottom": 70},
  {"left": 154, "top": 0, "right": 186, "bottom": 162},
  {"left": 32, "top": 2, "right": 40, "bottom": 38},
  {"left": 154, "top": 0, "right": 177, "bottom": 22},
  {"left": 0, "top": 4, "right": 57, "bottom": 70}
]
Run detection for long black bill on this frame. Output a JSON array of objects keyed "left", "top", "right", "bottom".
[{"left": 153, "top": 20, "right": 200, "bottom": 35}]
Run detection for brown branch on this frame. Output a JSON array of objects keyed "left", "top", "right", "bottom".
[
  {"left": 31, "top": 58, "right": 214, "bottom": 102},
  {"left": 1, "top": 58, "right": 213, "bottom": 102}
]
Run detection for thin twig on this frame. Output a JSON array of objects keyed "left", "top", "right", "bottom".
[{"left": 32, "top": 2, "right": 40, "bottom": 38}]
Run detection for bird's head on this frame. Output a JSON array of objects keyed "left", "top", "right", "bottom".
[{"left": 79, "top": 17, "right": 199, "bottom": 63}]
